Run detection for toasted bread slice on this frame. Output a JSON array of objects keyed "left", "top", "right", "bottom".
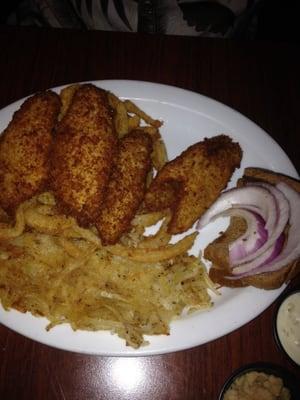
[{"left": 204, "top": 168, "right": 300, "bottom": 290}]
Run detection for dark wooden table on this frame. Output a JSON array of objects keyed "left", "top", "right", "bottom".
[{"left": 0, "top": 25, "right": 299, "bottom": 400}]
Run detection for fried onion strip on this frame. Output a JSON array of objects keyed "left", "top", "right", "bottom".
[
  {"left": 0, "top": 203, "right": 26, "bottom": 239},
  {"left": 107, "top": 232, "right": 198, "bottom": 262},
  {"left": 24, "top": 207, "right": 75, "bottom": 235},
  {"left": 128, "top": 115, "right": 141, "bottom": 131},
  {"left": 137, "top": 213, "right": 172, "bottom": 248},
  {"left": 114, "top": 101, "right": 129, "bottom": 137},
  {"left": 152, "top": 139, "right": 168, "bottom": 170},
  {"left": 132, "top": 211, "right": 167, "bottom": 228},
  {"left": 124, "top": 100, "right": 162, "bottom": 128}
]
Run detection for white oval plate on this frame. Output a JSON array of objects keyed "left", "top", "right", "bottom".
[{"left": 0, "top": 80, "right": 298, "bottom": 356}]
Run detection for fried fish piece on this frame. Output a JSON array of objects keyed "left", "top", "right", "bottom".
[
  {"left": 50, "top": 84, "right": 117, "bottom": 226},
  {"left": 96, "top": 130, "right": 153, "bottom": 245},
  {"left": 0, "top": 91, "right": 61, "bottom": 214},
  {"left": 58, "top": 84, "right": 80, "bottom": 120},
  {"left": 144, "top": 135, "right": 242, "bottom": 234}
]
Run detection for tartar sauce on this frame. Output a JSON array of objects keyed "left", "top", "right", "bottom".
[{"left": 276, "top": 292, "right": 300, "bottom": 365}]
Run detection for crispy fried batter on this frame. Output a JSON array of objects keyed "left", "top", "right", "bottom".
[
  {"left": 0, "top": 91, "right": 61, "bottom": 214},
  {"left": 144, "top": 135, "right": 242, "bottom": 234},
  {"left": 96, "top": 130, "right": 153, "bottom": 245},
  {"left": 58, "top": 84, "right": 80, "bottom": 120},
  {"left": 49, "top": 84, "right": 117, "bottom": 226}
]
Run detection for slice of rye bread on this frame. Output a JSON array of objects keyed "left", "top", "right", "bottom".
[{"left": 204, "top": 167, "right": 300, "bottom": 290}]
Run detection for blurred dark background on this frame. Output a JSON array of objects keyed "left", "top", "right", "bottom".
[{"left": 0, "top": 0, "right": 299, "bottom": 43}]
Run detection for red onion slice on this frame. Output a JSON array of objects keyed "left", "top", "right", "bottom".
[
  {"left": 232, "top": 183, "right": 289, "bottom": 266},
  {"left": 230, "top": 182, "right": 300, "bottom": 278},
  {"left": 231, "top": 233, "right": 286, "bottom": 276},
  {"left": 226, "top": 209, "right": 268, "bottom": 263},
  {"left": 242, "top": 183, "right": 300, "bottom": 276},
  {"left": 196, "top": 185, "right": 278, "bottom": 267},
  {"left": 196, "top": 186, "right": 276, "bottom": 229},
  {"left": 198, "top": 180, "right": 299, "bottom": 280}
]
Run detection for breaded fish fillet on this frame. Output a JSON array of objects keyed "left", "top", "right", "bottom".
[
  {"left": 96, "top": 130, "right": 153, "bottom": 245},
  {"left": 50, "top": 84, "right": 117, "bottom": 225},
  {"left": 0, "top": 91, "right": 61, "bottom": 214},
  {"left": 144, "top": 135, "right": 242, "bottom": 234}
]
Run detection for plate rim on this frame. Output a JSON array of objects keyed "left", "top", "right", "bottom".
[{"left": 0, "top": 79, "right": 298, "bottom": 356}]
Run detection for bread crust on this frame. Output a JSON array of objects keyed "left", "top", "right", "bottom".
[{"left": 205, "top": 168, "right": 300, "bottom": 289}]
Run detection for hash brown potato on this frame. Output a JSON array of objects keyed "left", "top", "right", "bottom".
[{"left": 0, "top": 192, "right": 213, "bottom": 348}]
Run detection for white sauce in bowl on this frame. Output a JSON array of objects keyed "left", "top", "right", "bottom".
[{"left": 276, "top": 292, "right": 300, "bottom": 365}]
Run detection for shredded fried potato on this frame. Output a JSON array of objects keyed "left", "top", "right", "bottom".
[{"left": 0, "top": 193, "right": 214, "bottom": 348}]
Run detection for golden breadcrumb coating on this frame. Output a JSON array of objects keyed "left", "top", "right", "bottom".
[
  {"left": 58, "top": 84, "right": 80, "bottom": 120},
  {"left": 49, "top": 84, "right": 117, "bottom": 225},
  {"left": 97, "top": 130, "right": 153, "bottom": 245},
  {"left": 0, "top": 91, "right": 61, "bottom": 214},
  {"left": 144, "top": 135, "right": 242, "bottom": 234}
]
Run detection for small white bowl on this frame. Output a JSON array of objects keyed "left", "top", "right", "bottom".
[{"left": 273, "top": 288, "right": 300, "bottom": 367}]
